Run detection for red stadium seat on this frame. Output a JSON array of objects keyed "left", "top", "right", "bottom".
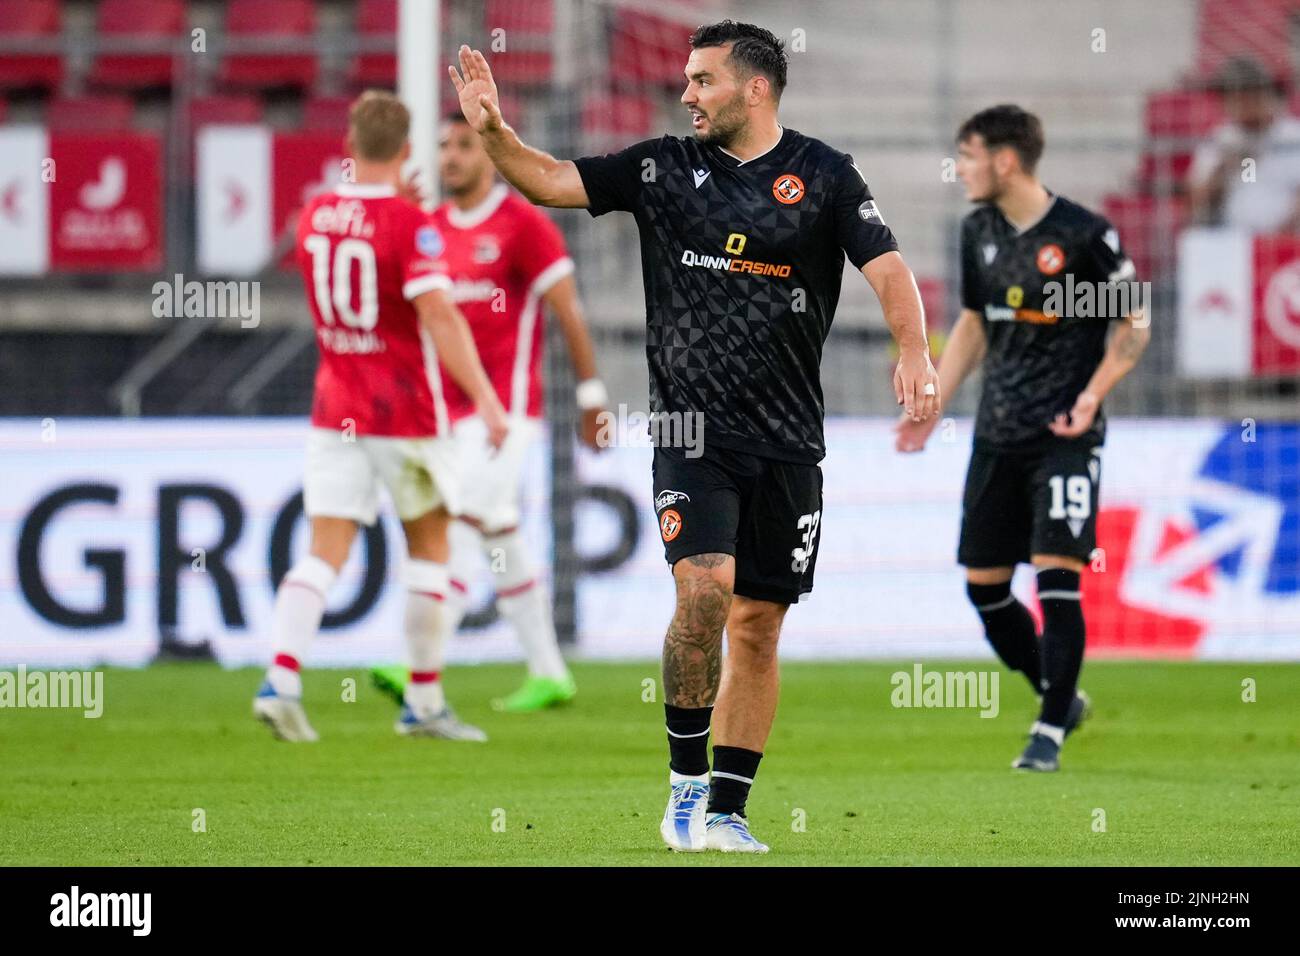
[
  {"left": 218, "top": 0, "right": 316, "bottom": 91},
  {"left": 189, "top": 94, "right": 263, "bottom": 130},
  {"left": 350, "top": 0, "right": 397, "bottom": 88},
  {"left": 349, "top": 0, "right": 455, "bottom": 89},
  {"left": 302, "top": 96, "right": 352, "bottom": 132},
  {"left": 610, "top": 11, "right": 691, "bottom": 89},
  {"left": 46, "top": 94, "right": 134, "bottom": 131},
  {"left": 1144, "top": 90, "right": 1224, "bottom": 139},
  {"left": 1136, "top": 151, "right": 1195, "bottom": 194},
  {"left": 1196, "top": 0, "right": 1298, "bottom": 87},
  {"left": 582, "top": 93, "right": 655, "bottom": 137},
  {"left": 490, "top": 51, "right": 553, "bottom": 85},
  {"left": 481, "top": 0, "right": 552, "bottom": 85},
  {"left": 88, "top": 0, "right": 185, "bottom": 91},
  {"left": 484, "top": 0, "right": 553, "bottom": 32},
  {"left": 0, "top": 0, "right": 62, "bottom": 92}
]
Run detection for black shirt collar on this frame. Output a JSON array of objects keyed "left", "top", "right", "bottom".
[{"left": 709, "top": 125, "right": 792, "bottom": 169}]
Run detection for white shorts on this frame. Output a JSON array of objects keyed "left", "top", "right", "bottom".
[
  {"left": 302, "top": 427, "right": 460, "bottom": 525},
  {"left": 451, "top": 414, "right": 542, "bottom": 531}
]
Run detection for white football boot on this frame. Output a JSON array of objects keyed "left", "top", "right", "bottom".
[
  {"left": 395, "top": 704, "right": 488, "bottom": 741},
  {"left": 660, "top": 774, "right": 710, "bottom": 852},
  {"left": 704, "top": 812, "right": 770, "bottom": 853},
  {"left": 253, "top": 681, "right": 319, "bottom": 742}
]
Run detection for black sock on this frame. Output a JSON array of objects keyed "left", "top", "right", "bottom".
[
  {"left": 966, "top": 580, "right": 1042, "bottom": 692},
  {"left": 707, "top": 746, "right": 762, "bottom": 817},
  {"left": 665, "top": 704, "right": 712, "bottom": 776},
  {"left": 1036, "top": 568, "right": 1086, "bottom": 727}
]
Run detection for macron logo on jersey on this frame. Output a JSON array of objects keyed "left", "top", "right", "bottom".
[{"left": 693, "top": 168, "right": 711, "bottom": 188}]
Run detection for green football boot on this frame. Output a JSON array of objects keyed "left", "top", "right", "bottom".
[
  {"left": 369, "top": 664, "right": 408, "bottom": 707},
  {"left": 491, "top": 674, "right": 577, "bottom": 713}
]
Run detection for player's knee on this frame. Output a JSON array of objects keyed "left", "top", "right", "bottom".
[
  {"left": 728, "top": 623, "right": 780, "bottom": 661},
  {"left": 727, "top": 602, "right": 783, "bottom": 659},
  {"left": 308, "top": 517, "right": 357, "bottom": 569},
  {"left": 673, "top": 572, "right": 733, "bottom": 613},
  {"left": 402, "top": 508, "right": 451, "bottom": 561},
  {"left": 670, "top": 558, "right": 734, "bottom": 637}
]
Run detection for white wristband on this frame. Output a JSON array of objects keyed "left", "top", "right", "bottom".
[{"left": 575, "top": 378, "right": 608, "bottom": 410}]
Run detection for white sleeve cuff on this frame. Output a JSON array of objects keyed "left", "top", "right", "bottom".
[
  {"left": 403, "top": 273, "right": 452, "bottom": 301},
  {"left": 528, "top": 256, "right": 575, "bottom": 298}
]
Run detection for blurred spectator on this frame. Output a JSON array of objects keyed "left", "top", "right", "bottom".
[{"left": 1188, "top": 56, "right": 1300, "bottom": 233}]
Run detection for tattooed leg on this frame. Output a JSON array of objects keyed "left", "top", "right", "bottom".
[{"left": 662, "top": 553, "right": 734, "bottom": 708}]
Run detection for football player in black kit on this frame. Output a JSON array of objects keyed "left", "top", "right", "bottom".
[
  {"left": 897, "top": 105, "right": 1151, "bottom": 771},
  {"left": 450, "top": 21, "right": 940, "bottom": 851}
]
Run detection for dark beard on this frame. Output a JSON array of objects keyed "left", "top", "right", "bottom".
[{"left": 693, "top": 95, "right": 747, "bottom": 148}]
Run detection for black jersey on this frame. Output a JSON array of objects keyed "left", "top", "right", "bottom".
[
  {"left": 574, "top": 128, "right": 898, "bottom": 464},
  {"left": 960, "top": 194, "right": 1136, "bottom": 450}
]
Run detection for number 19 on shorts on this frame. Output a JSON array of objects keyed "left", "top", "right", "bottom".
[{"left": 1047, "top": 474, "right": 1091, "bottom": 520}]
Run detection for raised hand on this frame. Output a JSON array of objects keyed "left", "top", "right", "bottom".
[{"left": 448, "top": 45, "right": 504, "bottom": 134}]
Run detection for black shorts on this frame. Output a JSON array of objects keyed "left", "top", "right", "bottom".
[
  {"left": 651, "top": 442, "right": 824, "bottom": 605},
  {"left": 957, "top": 440, "right": 1102, "bottom": 568}
]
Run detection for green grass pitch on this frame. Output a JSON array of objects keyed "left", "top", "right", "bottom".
[{"left": 1, "top": 661, "right": 1296, "bottom": 866}]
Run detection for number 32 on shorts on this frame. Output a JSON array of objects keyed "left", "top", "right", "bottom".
[{"left": 792, "top": 510, "right": 821, "bottom": 573}]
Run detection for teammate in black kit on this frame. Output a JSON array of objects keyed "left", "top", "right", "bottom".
[
  {"left": 450, "top": 21, "right": 939, "bottom": 851},
  {"left": 896, "top": 105, "right": 1151, "bottom": 771}
]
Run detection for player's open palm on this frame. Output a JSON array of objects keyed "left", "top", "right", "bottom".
[{"left": 449, "top": 45, "right": 504, "bottom": 133}]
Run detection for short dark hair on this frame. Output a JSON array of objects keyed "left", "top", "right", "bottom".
[
  {"left": 689, "top": 20, "right": 787, "bottom": 99},
  {"left": 957, "top": 104, "right": 1045, "bottom": 174}
]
